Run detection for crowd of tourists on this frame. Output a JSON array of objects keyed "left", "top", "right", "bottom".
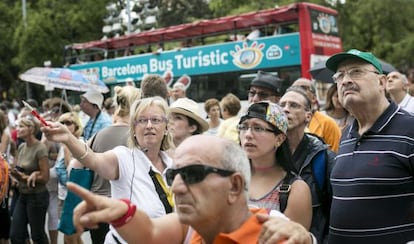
[{"left": 0, "top": 49, "right": 413, "bottom": 244}]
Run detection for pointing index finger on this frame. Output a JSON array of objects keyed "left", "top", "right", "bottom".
[{"left": 67, "top": 182, "right": 96, "bottom": 204}]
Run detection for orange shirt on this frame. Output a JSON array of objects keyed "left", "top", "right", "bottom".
[
  {"left": 308, "top": 111, "right": 341, "bottom": 152},
  {"left": 190, "top": 208, "right": 267, "bottom": 244}
]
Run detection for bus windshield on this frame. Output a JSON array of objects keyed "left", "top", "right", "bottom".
[{"left": 66, "top": 2, "right": 342, "bottom": 102}]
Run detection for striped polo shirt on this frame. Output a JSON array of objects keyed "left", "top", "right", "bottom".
[{"left": 329, "top": 102, "right": 414, "bottom": 243}]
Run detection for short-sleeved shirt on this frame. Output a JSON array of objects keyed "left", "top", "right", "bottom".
[
  {"left": 329, "top": 102, "right": 414, "bottom": 243},
  {"left": 105, "top": 146, "right": 173, "bottom": 244},
  {"left": 82, "top": 111, "right": 112, "bottom": 140},
  {"left": 217, "top": 116, "right": 240, "bottom": 144},
  {"left": 308, "top": 111, "right": 341, "bottom": 152},
  {"left": 190, "top": 208, "right": 267, "bottom": 244},
  {"left": 17, "top": 141, "right": 48, "bottom": 193}
]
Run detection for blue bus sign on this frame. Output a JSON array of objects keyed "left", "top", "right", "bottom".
[{"left": 70, "top": 33, "right": 300, "bottom": 84}]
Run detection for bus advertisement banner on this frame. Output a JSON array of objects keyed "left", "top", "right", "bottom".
[
  {"left": 310, "top": 9, "right": 342, "bottom": 52},
  {"left": 70, "top": 33, "right": 300, "bottom": 84}
]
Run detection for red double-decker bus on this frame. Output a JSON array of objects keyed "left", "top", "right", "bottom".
[{"left": 66, "top": 2, "right": 342, "bottom": 102}]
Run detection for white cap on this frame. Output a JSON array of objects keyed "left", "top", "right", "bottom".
[{"left": 81, "top": 89, "right": 103, "bottom": 110}]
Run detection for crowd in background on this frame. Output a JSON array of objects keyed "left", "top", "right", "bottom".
[{"left": 0, "top": 49, "right": 414, "bottom": 244}]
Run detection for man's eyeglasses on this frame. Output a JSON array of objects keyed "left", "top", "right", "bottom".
[
  {"left": 248, "top": 90, "right": 274, "bottom": 99},
  {"left": 279, "top": 101, "right": 309, "bottom": 111},
  {"left": 165, "top": 164, "right": 234, "bottom": 186},
  {"left": 60, "top": 120, "right": 74, "bottom": 126},
  {"left": 332, "top": 68, "right": 379, "bottom": 83},
  {"left": 237, "top": 124, "right": 275, "bottom": 134},
  {"left": 134, "top": 116, "right": 167, "bottom": 126}
]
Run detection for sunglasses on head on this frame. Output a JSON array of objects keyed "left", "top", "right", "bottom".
[
  {"left": 165, "top": 164, "right": 235, "bottom": 186},
  {"left": 60, "top": 120, "right": 74, "bottom": 126}
]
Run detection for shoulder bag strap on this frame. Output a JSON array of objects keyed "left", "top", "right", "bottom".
[
  {"left": 148, "top": 167, "right": 173, "bottom": 213},
  {"left": 279, "top": 172, "right": 295, "bottom": 213}
]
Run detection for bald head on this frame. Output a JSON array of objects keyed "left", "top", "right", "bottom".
[
  {"left": 174, "top": 135, "right": 251, "bottom": 190},
  {"left": 175, "top": 135, "right": 227, "bottom": 165},
  {"left": 292, "top": 78, "right": 316, "bottom": 94}
]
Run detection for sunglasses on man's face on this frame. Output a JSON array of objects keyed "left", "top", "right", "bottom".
[{"left": 165, "top": 164, "right": 235, "bottom": 186}]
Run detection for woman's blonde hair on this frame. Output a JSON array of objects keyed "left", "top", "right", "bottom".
[
  {"left": 113, "top": 86, "right": 141, "bottom": 118},
  {"left": 18, "top": 116, "right": 40, "bottom": 136},
  {"left": 58, "top": 112, "right": 83, "bottom": 138},
  {"left": 128, "top": 96, "right": 174, "bottom": 151}
]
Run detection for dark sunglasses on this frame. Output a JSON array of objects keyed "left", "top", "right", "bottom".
[
  {"left": 60, "top": 120, "right": 74, "bottom": 126},
  {"left": 165, "top": 164, "right": 235, "bottom": 186}
]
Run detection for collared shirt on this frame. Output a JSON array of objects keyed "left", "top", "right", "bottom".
[
  {"left": 190, "top": 208, "right": 267, "bottom": 244},
  {"left": 399, "top": 93, "right": 414, "bottom": 114},
  {"left": 83, "top": 111, "right": 112, "bottom": 140},
  {"left": 329, "top": 102, "right": 414, "bottom": 243}
]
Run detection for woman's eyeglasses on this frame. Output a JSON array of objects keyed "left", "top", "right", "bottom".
[
  {"left": 134, "top": 116, "right": 167, "bottom": 126},
  {"left": 60, "top": 120, "right": 74, "bottom": 126},
  {"left": 237, "top": 124, "right": 275, "bottom": 134},
  {"left": 165, "top": 164, "right": 234, "bottom": 186}
]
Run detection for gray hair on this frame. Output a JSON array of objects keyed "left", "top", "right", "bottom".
[
  {"left": 401, "top": 74, "right": 409, "bottom": 85},
  {"left": 220, "top": 141, "right": 251, "bottom": 198}
]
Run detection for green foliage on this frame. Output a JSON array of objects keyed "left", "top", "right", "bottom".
[
  {"left": 158, "top": 0, "right": 212, "bottom": 26},
  {"left": 4, "top": 0, "right": 110, "bottom": 100},
  {"left": 0, "top": 2, "right": 20, "bottom": 99},
  {"left": 208, "top": 0, "right": 329, "bottom": 17},
  {"left": 337, "top": 0, "right": 414, "bottom": 70}
]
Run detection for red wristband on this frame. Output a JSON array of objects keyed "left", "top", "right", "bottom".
[{"left": 110, "top": 199, "right": 137, "bottom": 228}]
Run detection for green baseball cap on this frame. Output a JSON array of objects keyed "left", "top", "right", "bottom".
[{"left": 326, "top": 49, "right": 382, "bottom": 73}]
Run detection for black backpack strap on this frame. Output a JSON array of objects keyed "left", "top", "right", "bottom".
[
  {"left": 279, "top": 172, "right": 296, "bottom": 213},
  {"left": 148, "top": 167, "right": 173, "bottom": 214}
]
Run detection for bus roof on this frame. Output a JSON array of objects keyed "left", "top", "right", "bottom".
[{"left": 70, "top": 2, "right": 337, "bottom": 50}]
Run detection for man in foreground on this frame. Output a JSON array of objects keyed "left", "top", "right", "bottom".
[
  {"left": 68, "top": 135, "right": 314, "bottom": 244},
  {"left": 326, "top": 49, "right": 414, "bottom": 243}
]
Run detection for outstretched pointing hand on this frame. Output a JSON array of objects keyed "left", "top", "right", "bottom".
[{"left": 67, "top": 182, "right": 128, "bottom": 233}]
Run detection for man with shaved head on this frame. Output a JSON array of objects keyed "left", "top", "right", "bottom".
[{"left": 291, "top": 78, "right": 341, "bottom": 152}]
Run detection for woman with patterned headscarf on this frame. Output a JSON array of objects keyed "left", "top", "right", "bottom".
[{"left": 238, "top": 101, "right": 312, "bottom": 229}]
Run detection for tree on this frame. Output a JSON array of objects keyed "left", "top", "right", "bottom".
[
  {"left": 336, "top": 0, "right": 414, "bottom": 71},
  {"left": 157, "top": 0, "right": 212, "bottom": 27},
  {"left": 8, "top": 0, "right": 110, "bottom": 101},
  {"left": 0, "top": 2, "right": 20, "bottom": 100},
  {"left": 208, "top": 0, "right": 329, "bottom": 17}
]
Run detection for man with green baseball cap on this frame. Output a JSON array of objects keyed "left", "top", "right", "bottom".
[
  {"left": 326, "top": 48, "right": 383, "bottom": 73},
  {"left": 325, "top": 48, "right": 414, "bottom": 243}
]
